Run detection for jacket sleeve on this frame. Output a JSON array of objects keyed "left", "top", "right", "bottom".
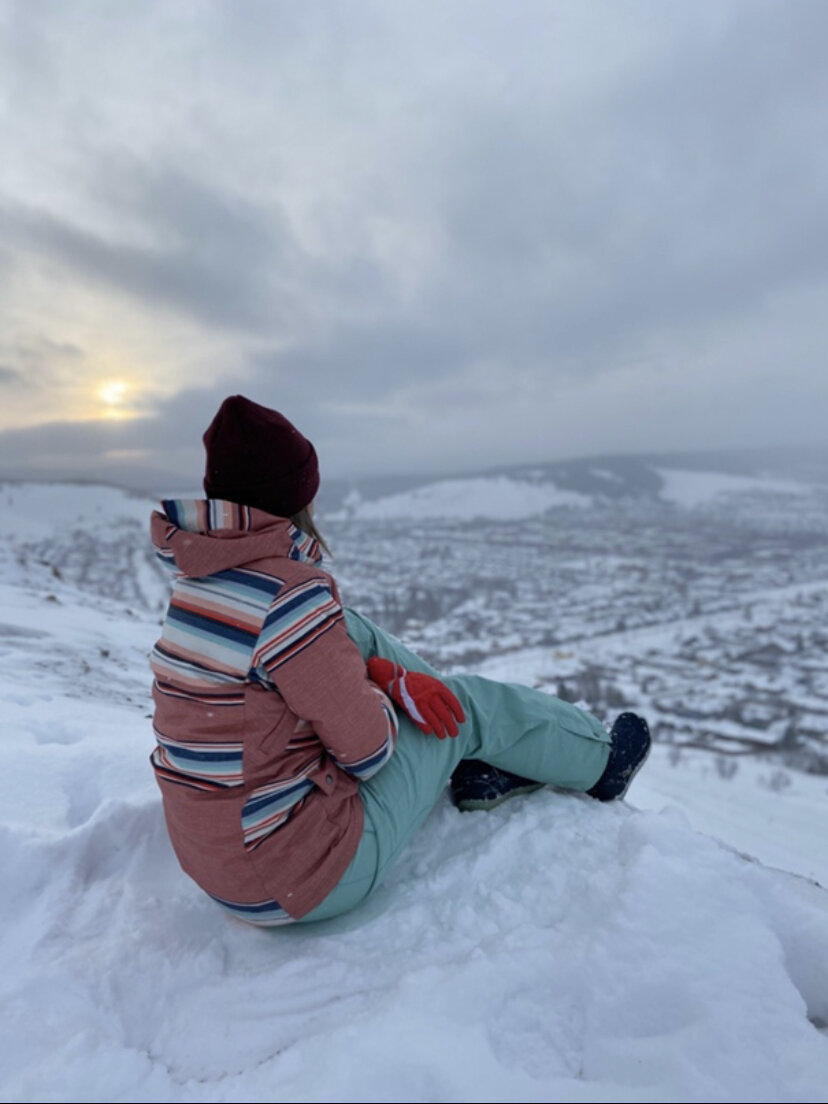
[{"left": 250, "top": 574, "right": 398, "bottom": 780}]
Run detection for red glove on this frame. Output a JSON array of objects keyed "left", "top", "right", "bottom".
[{"left": 366, "top": 657, "right": 465, "bottom": 739}]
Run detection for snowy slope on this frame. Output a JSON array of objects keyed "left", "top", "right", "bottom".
[
  {"left": 333, "top": 462, "right": 824, "bottom": 522},
  {"left": 1, "top": 483, "right": 827, "bottom": 1103},
  {"left": 655, "top": 468, "right": 813, "bottom": 510},
  {"left": 339, "top": 476, "right": 589, "bottom": 521}
]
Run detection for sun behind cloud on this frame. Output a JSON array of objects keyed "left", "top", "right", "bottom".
[{"left": 96, "top": 379, "right": 132, "bottom": 419}]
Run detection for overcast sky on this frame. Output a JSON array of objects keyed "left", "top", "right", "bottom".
[{"left": 0, "top": 0, "right": 826, "bottom": 491}]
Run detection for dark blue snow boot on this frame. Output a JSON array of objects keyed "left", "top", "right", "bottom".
[
  {"left": 587, "top": 712, "right": 651, "bottom": 802},
  {"left": 450, "top": 759, "right": 544, "bottom": 812}
]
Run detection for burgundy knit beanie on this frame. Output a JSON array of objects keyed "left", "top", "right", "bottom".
[{"left": 203, "top": 395, "right": 320, "bottom": 518}]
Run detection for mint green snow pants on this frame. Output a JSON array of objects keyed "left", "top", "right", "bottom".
[{"left": 298, "top": 608, "right": 611, "bottom": 923}]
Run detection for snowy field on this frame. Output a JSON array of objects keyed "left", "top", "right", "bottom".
[{"left": 1, "top": 474, "right": 827, "bottom": 1103}]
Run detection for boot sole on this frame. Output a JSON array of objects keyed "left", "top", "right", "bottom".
[{"left": 456, "top": 782, "right": 545, "bottom": 812}]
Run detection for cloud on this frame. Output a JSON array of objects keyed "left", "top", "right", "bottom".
[
  {"left": 1, "top": 1, "right": 827, "bottom": 483},
  {"left": 0, "top": 408, "right": 203, "bottom": 493},
  {"left": 410, "top": 2, "right": 828, "bottom": 374},
  {"left": 0, "top": 190, "right": 296, "bottom": 334}
]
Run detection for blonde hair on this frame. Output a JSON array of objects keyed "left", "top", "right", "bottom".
[{"left": 291, "top": 506, "right": 332, "bottom": 558}]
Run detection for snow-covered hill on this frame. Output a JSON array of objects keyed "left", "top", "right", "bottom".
[
  {"left": 1, "top": 481, "right": 827, "bottom": 1102},
  {"left": 333, "top": 465, "right": 818, "bottom": 523},
  {"left": 322, "top": 445, "right": 828, "bottom": 521},
  {"left": 338, "top": 474, "right": 590, "bottom": 521}
]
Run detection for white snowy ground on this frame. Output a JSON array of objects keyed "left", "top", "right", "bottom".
[{"left": 1, "top": 486, "right": 828, "bottom": 1103}]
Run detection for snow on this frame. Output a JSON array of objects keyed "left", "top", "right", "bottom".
[
  {"left": 1, "top": 482, "right": 827, "bottom": 1103},
  {"left": 591, "top": 467, "right": 624, "bottom": 482},
  {"left": 337, "top": 475, "right": 589, "bottom": 521},
  {"left": 334, "top": 466, "right": 822, "bottom": 524},
  {"left": 656, "top": 468, "right": 811, "bottom": 510},
  {"left": 0, "top": 481, "right": 151, "bottom": 539},
  {"left": 635, "top": 744, "right": 828, "bottom": 887}
]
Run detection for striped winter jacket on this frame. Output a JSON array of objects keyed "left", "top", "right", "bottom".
[{"left": 149, "top": 499, "right": 398, "bottom": 922}]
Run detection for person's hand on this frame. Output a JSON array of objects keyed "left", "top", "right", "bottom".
[{"left": 366, "top": 658, "right": 465, "bottom": 739}]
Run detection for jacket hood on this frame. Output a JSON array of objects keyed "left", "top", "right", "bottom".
[{"left": 150, "top": 498, "right": 323, "bottom": 577}]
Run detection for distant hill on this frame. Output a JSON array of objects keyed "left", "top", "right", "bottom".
[{"left": 317, "top": 445, "right": 828, "bottom": 519}]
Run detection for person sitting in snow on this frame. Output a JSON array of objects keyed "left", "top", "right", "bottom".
[{"left": 149, "top": 395, "right": 651, "bottom": 925}]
